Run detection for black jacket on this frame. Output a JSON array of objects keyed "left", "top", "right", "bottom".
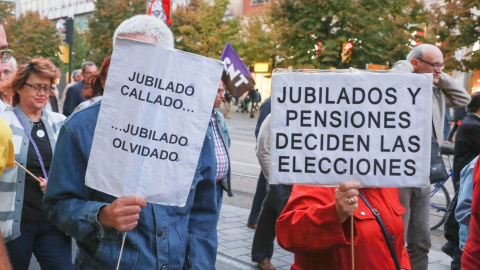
[{"left": 453, "top": 113, "right": 480, "bottom": 186}]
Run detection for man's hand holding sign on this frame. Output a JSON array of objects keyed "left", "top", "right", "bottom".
[
  {"left": 97, "top": 196, "right": 147, "bottom": 232},
  {"left": 274, "top": 70, "right": 431, "bottom": 270}
]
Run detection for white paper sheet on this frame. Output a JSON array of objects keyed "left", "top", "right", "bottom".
[
  {"left": 270, "top": 71, "right": 432, "bottom": 187},
  {"left": 86, "top": 37, "right": 224, "bottom": 206}
]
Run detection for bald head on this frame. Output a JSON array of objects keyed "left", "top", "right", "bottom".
[
  {"left": 407, "top": 44, "right": 442, "bottom": 62},
  {"left": 408, "top": 44, "right": 444, "bottom": 85}
]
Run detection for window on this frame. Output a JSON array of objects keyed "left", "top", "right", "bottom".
[{"left": 251, "top": 0, "right": 269, "bottom": 5}]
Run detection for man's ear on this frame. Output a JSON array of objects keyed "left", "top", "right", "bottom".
[{"left": 410, "top": 58, "right": 418, "bottom": 71}]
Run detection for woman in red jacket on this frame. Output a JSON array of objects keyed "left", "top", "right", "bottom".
[{"left": 276, "top": 182, "right": 410, "bottom": 270}]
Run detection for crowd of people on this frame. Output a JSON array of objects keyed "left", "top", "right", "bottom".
[
  {"left": 0, "top": 15, "right": 233, "bottom": 270},
  {"left": 0, "top": 11, "right": 479, "bottom": 270},
  {"left": 247, "top": 44, "right": 480, "bottom": 270}
]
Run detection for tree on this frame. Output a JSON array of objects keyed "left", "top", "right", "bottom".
[
  {"left": 87, "top": 0, "right": 145, "bottom": 64},
  {"left": 68, "top": 25, "right": 92, "bottom": 71},
  {"left": 0, "top": 2, "right": 14, "bottom": 21},
  {"left": 270, "top": 0, "right": 428, "bottom": 69},
  {"left": 171, "top": 0, "right": 242, "bottom": 59},
  {"left": 239, "top": 9, "right": 284, "bottom": 69},
  {"left": 5, "top": 12, "right": 62, "bottom": 66},
  {"left": 428, "top": 0, "right": 480, "bottom": 71}
]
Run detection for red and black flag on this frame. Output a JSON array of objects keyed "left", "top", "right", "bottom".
[{"left": 147, "top": 0, "right": 171, "bottom": 26}]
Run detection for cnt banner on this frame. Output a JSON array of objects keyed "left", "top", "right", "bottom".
[{"left": 220, "top": 42, "right": 255, "bottom": 98}]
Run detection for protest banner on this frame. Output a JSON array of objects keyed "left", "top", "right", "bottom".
[
  {"left": 85, "top": 37, "right": 224, "bottom": 206},
  {"left": 147, "top": 0, "right": 171, "bottom": 25},
  {"left": 220, "top": 42, "right": 255, "bottom": 98},
  {"left": 270, "top": 70, "right": 433, "bottom": 187}
]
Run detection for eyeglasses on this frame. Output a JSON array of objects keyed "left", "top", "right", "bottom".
[
  {"left": 217, "top": 88, "right": 226, "bottom": 95},
  {"left": 416, "top": 58, "right": 445, "bottom": 70},
  {"left": 24, "top": 83, "right": 54, "bottom": 94},
  {"left": 0, "top": 49, "right": 14, "bottom": 64}
]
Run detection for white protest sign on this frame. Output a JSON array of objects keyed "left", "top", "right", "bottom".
[
  {"left": 86, "top": 37, "right": 224, "bottom": 206},
  {"left": 270, "top": 71, "right": 432, "bottom": 187}
]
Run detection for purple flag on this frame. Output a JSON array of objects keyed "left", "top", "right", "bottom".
[{"left": 220, "top": 42, "right": 255, "bottom": 98}]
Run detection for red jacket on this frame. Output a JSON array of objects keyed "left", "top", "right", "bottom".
[
  {"left": 462, "top": 156, "right": 480, "bottom": 269},
  {"left": 276, "top": 185, "right": 410, "bottom": 270}
]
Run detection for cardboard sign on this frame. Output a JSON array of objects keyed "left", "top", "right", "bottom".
[
  {"left": 86, "top": 37, "right": 224, "bottom": 206},
  {"left": 270, "top": 71, "right": 432, "bottom": 187}
]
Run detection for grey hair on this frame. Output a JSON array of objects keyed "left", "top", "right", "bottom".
[
  {"left": 112, "top": 15, "right": 174, "bottom": 48},
  {"left": 407, "top": 46, "right": 423, "bottom": 61},
  {"left": 81, "top": 61, "right": 96, "bottom": 73},
  {"left": 72, "top": 69, "right": 82, "bottom": 78}
]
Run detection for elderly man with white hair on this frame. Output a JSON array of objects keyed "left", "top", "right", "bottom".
[
  {"left": 392, "top": 44, "right": 471, "bottom": 270},
  {"left": 44, "top": 15, "right": 197, "bottom": 269}
]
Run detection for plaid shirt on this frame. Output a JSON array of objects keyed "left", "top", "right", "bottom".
[{"left": 210, "top": 113, "right": 229, "bottom": 181}]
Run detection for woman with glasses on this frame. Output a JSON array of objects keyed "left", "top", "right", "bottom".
[{"left": 0, "top": 57, "right": 71, "bottom": 270}]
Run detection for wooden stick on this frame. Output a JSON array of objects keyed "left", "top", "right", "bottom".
[
  {"left": 14, "top": 161, "right": 42, "bottom": 183},
  {"left": 351, "top": 215, "right": 354, "bottom": 270},
  {"left": 116, "top": 232, "right": 127, "bottom": 270}
]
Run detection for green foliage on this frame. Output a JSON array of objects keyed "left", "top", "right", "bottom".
[
  {"left": 239, "top": 10, "right": 283, "bottom": 68},
  {"left": 429, "top": 0, "right": 480, "bottom": 71},
  {"left": 0, "top": 2, "right": 14, "bottom": 21},
  {"left": 171, "top": 0, "right": 242, "bottom": 59},
  {"left": 5, "top": 12, "right": 62, "bottom": 67},
  {"left": 69, "top": 26, "right": 92, "bottom": 70},
  {"left": 87, "top": 0, "right": 145, "bottom": 64},
  {"left": 270, "top": 0, "right": 429, "bottom": 69}
]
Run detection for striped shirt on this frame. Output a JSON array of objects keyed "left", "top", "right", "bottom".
[
  {"left": 210, "top": 113, "right": 229, "bottom": 181},
  {"left": 0, "top": 106, "right": 65, "bottom": 241}
]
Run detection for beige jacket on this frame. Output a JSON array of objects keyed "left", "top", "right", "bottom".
[
  {"left": 256, "top": 114, "right": 272, "bottom": 181},
  {"left": 391, "top": 60, "right": 471, "bottom": 142}
]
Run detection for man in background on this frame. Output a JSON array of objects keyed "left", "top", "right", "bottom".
[
  {"left": 60, "top": 69, "right": 82, "bottom": 108},
  {"left": 62, "top": 63, "right": 96, "bottom": 117},
  {"left": 184, "top": 81, "right": 233, "bottom": 269}
]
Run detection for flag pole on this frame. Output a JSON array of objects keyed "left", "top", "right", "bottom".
[
  {"left": 15, "top": 161, "right": 42, "bottom": 183},
  {"left": 351, "top": 216, "right": 354, "bottom": 270}
]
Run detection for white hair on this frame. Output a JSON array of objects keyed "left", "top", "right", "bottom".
[
  {"left": 72, "top": 69, "right": 82, "bottom": 78},
  {"left": 113, "top": 15, "right": 174, "bottom": 48}
]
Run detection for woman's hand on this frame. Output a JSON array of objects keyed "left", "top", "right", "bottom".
[
  {"left": 38, "top": 177, "right": 47, "bottom": 193},
  {"left": 335, "top": 181, "right": 361, "bottom": 223}
]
